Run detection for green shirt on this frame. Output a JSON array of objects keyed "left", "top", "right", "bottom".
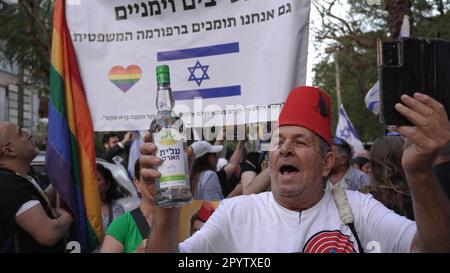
[{"left": 106, "top": 211, "right": 145, "bottom": 253}]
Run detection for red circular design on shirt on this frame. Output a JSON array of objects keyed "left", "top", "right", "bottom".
[{"left": 302, "top": 230, "right": 356, "bottom": 253}]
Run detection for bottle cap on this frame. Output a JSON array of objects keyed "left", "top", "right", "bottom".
[{"left": 156, "top": 65, "right": 170, "bottom": 84}]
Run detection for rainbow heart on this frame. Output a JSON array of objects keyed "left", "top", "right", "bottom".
[{"left": 108, "top": 65, "right": 142, "bottom": 92}]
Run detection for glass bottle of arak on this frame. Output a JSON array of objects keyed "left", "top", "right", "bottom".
[{"left": 149, "top": 64, "right": 192, "bottom": 207}]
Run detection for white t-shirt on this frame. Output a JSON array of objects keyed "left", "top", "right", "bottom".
[
  {"left": 15, "top": 176, "right": 47, "bottom": 216},
  {"left": 179, "top": 189, "right": 416, "bottom": 253}
]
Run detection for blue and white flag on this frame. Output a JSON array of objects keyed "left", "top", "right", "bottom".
[
  {"left": 66, "top": 0, "right": 311, "bottom": 131},
  {"left": 364, "top": 81, "right": 380, "bottom": 115},
  {"left": 364, "top": 15, "right": 410, "bottom": 116},
  {"left": 335, "top": 104, "right": 365, "bottom": 156},
  {"left": 157, "top": 42, "right": 241, "bottom": 101}
]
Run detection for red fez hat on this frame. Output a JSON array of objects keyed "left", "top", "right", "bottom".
[
  {"left": 276, "top": 86, "right": 332, "bottom": 146},
  {"left": 197, "top": 202, "right": 215, "bottom": 222}
]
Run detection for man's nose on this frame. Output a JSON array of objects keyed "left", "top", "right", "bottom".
[{"left": 279, "top": 140, "right": 294, "bottom": 156}]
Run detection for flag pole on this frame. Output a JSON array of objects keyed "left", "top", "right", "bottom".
[{"left": 334, "top": 53, "right": 342, "bottom": 111}]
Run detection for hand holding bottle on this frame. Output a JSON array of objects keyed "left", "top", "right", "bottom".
[{"left": 139, "top": 134, "right": 163, "bottom": 184}]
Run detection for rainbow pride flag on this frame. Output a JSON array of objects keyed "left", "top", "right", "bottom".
[{"left": 46, "top": 0, "right": 103, "bottom": 252}]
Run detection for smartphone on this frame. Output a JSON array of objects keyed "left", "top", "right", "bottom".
[{"left": 379, "top": 37, "right": 450, "bottom": 126}]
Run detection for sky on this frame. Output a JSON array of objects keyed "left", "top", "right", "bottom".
[{"left": 306, "top": 0, "right": 350, "bottom": 86}]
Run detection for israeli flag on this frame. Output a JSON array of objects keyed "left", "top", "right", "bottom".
[
  {"left": 336, "top": 104, "right": 365, "bottom": 156},
  {"left": 364, "top": 81, "right": 380, "bottom": 115},
  {"left": 365, "top": 15, "right": 410, "bottom": 115},
  {"left": 157, "top": 42, "right": 241, "bottom": 101}
]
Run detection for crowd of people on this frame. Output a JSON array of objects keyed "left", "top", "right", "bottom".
[{"left": 0, "top": 85, "right": 449, "bottom": 253}]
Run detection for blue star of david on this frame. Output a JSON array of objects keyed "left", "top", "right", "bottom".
[
  {"left": 188, "top": 60, "right": 210, "bottom": 87},
  {"left": 339, "top": 127, "right": 351, "bottom": 139}
]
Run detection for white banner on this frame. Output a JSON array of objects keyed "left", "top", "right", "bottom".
[{"left": 66, "top": 0, "right": 310, "bottom": 132}]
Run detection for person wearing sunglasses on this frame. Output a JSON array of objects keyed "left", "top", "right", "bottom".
[{"left": 0, "top": 122, "right": 73, "bottom": 252}]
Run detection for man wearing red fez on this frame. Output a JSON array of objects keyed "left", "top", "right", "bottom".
[{"left": 140, "top": 86, "right": 450, "bottom": 253}]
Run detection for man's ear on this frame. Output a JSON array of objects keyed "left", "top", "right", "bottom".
[
  {"left": 1, "top": 146, "right": 15, "bottom": 157},
  {"left": 322, "top": 151, "right": 334, "bottom": 177}
]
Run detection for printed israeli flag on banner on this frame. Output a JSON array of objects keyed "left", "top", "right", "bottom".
[
  {"left": 336, "top": 104, "right": 365, "bottom": 156},
  {"left": 157, "top": 42, "right": 241, "bottom": 101}
]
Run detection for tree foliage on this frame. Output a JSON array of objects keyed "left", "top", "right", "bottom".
[
  {"left": 0, "top": 0, "right": 53, "bottom": 94},
  {"left": 313, "top": 0, "right": 450, "bottom": 142}
]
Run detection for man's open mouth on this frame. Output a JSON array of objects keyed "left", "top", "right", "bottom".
[{"left": 279, "top": 164, "right": 299, "bottom": 175}]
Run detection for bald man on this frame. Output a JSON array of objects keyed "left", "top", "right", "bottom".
[{"left": 0, "top": 122, "right": 72, "bottom": 252}]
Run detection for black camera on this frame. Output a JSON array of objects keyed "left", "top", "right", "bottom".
[{"left": 379, "top": 37, "right": 450, "bottom": 126}]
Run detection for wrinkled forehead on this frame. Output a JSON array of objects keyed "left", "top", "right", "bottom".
[{"left": 271, "top": 125, "right": 320, "bottom": 141}]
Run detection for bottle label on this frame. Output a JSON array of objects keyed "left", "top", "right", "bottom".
[{"left": 154, "top": 128, "right": 187, "bottom": 189}]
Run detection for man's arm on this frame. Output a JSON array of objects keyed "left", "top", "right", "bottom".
[
  {"left": 15, "top": 205, "right": 73, "bottom": 247},
  {"left": 222, "top": 141, "right": 245, "bottom": 181},
  {"left": 226, "top": 183, "right": 243, "bottom": 198},
  {"left": 395, "top": 93, "right": 450, "bottom": 252},
  {"left": 133, "top": 239, "right": 148, "bottom": 253},
  {"left": 240, "top": 171, "right": 256, "bottom": 194},
  {"left": 99, "top": 235, "right": 124, "bottom": 253},
  {"left": 44, "top": 184, "right": 57, "bottom": 207},
  {"left": 102, "top": 132, "right": 133, "bottom": 163},
  {"left": 139, "top": 136, "right": 181, "bottom": 252},
  {"left": 145, "top": 207, "right": 181, "bottom": 252},
  {"left": 242, "top": 168, "right": 271, "bottom": 195}
]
